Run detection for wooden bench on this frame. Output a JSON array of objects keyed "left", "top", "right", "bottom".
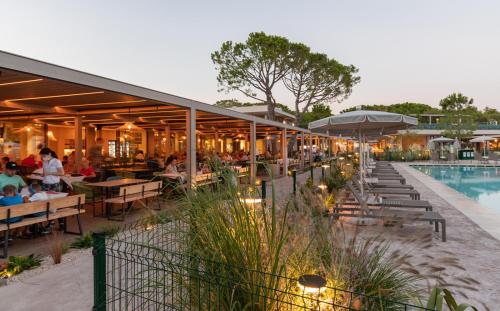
[
  {"left": 104, "top": 181, "right": 162, "bottom": 221},
  {"left": 0, "top": 194, "right": 85, "bottom": 257}
]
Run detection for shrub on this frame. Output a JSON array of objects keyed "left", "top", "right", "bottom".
[
  {"left": 0, "top": 254, "right": 41, "bottom": 277},
  {"left": 71, "top": 233, "right": 93, "bottom": 249},
  {"left": 46, "top": 231, "right": 69, "bottom": 264}
]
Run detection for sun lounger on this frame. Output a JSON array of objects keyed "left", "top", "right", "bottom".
[
  {"left": 353, "top": 179, "right": 420, "bottom": 200},
  {"left": 332, "top": 183, "right": 446, "bottom": 241},
  {"left": 345, "top": 183, "right": 431, "bottom": 211}
]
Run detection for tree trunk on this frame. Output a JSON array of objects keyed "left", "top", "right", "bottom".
[{"left": 266, "top": 92, "right": 276, "bottom": 121}]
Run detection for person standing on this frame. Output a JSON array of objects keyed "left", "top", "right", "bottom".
[{"left": 39, "top": 148, "right": 64, "bottom": 192}]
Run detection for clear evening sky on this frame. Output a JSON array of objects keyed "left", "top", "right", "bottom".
[{"left": 2, "top": 0, "right": 499, "bottom": 113}]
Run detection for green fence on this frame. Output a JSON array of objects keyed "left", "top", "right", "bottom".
[{"left": 93, "top": 222, "right": 434, "bottom": 311}]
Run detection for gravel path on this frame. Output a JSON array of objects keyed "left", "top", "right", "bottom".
[{"left": 0, "top": 168, "right": 321, "bottom": 311}]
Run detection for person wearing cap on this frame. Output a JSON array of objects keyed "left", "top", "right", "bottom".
[{"left": 0, "top": 161, "right": 27, "bottom": 194}]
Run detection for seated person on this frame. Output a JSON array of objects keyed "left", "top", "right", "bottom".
[
  {"left": 0, "top": 185, "right": 24, "bottom": 223},
  {"left": 0, "top": 162, "right": 27, "bottom": 194},
  {"left": 21, "top": 154, "right": 38, "bottom": 168},
  {"left": 0, "top": 156, "right": 9, "bottom": 172},
  {"left": 165, "top": 156, "right": 179, "bottom": 174},
  {"left": 28, "top": 183, "right": 49, "bottom": 217},
  {"left": 135, "top": 150, "right": 145, "bottom": 162},
  {"left": 29, "top": 183, "right": 49, "bottom": 202},
  {"left": 79, "top": 159, "right": 96, "bottom": 180},
  {"left": 147, "top": 157, "right": 160, "bottom": 170}
]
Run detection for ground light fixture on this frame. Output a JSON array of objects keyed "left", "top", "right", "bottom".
[
  {"left": 318, "top": 184, "right": 327, "bottom": 191},
  {"left": 298, "top": 274, "right": 327, "bottom": 294}
]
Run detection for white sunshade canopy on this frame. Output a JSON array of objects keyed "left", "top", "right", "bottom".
[
  {"left": 469, "top": 136, "right": 496, "bottom": 143},
  {"left": 429, "top": 136, "right": 454, "bottom": 143},
  {"left": 309, "top": 110, "right": 418, "bottom": 136}
]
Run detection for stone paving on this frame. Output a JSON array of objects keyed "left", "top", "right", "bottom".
[{"left": 392, "top": 163, "right": 500, "bottom": 309}]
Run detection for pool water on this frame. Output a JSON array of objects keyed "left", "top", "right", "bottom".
[{"left": 412, "top": 165, "right": 500, "bottom": 213}]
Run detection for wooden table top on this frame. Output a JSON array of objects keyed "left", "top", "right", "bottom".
[
  {"left": 87, "top": 178, "right": 149, "bottom": 187},
  {"left": 110, "top": 168, "right": 154, "bottom": 172}
]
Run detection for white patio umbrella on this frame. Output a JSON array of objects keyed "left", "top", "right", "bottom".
[
  {"left": 470, "top": 136, "right": 495, "bottom": 157},
  {"left": 429, "top": 137, "right": 454, "bottom": 158},
  {"left": 309, "top": 110, "right": 418, "bottom": 196}
]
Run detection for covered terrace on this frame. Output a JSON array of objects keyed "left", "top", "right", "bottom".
[{"left": 0, "top": 51, "right": 334, "bottom": 185}]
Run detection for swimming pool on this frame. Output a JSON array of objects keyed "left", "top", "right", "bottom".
[{"left": 412, "top": 165, "right": 500, "bottom": 212}]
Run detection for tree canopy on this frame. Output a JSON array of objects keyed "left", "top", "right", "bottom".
[
  {"left": 299, "top": 103, "right": 332, "bottom": 128},
  {"left": 212, "top": 32, "right": 359, "bottom": 122},
  {"left": 284, "top": 44, "right": 359, "bottom": 125},
  {"left": 211, "top": 32, "right": 292, "bottom": 120}
]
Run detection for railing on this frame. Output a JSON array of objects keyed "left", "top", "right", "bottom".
[
  {"left": 412, "top": 123, "right": 500, "bottom": 130},
  {"left": 93, "top": 222, "right": 434, "bottom": 311}
]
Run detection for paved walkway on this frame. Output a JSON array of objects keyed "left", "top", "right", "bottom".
[
  {"left": 0, "top": 168, "right": 321, "bottom": 311},
  {"left": 392, "top": 163, "right": 500, "bottom": 308}
]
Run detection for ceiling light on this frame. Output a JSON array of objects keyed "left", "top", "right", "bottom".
[
  {"left": 0, "top": 78, "right": 43, "bottom": 87},
  {"left": 62, "top": 99, "right": 147, "bottom": 108},
  {"left": 6, "top": 91, "right": 104, "bottom": 102}
]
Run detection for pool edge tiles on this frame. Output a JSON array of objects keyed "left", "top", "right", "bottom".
[{"left": 397, "top": 163, "right": 500, "bottom": 241}]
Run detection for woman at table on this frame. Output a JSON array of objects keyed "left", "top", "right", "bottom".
[
  {"left": 39, "top": 148, "right": 64, "bottom": 192},
  {"left": 165, "top": 155, "right": 179, "bottom": 174}
]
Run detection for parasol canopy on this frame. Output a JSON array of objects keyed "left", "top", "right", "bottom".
[
  {"left": 309, "top": 110, "right": 418, "bottom": 136},
  {"left": 429, "top": 136, "right": 454, "bottom": 143},
  {"left": 469, "top": 136, "right": 496, "bottom": 143}
]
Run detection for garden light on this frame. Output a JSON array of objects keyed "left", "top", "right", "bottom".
[
  {"left": 318, "top": 184, "right": 327, "bottom": 191},
  {"left": 298, "top": 274, "right": 327, "bottom": 294}
]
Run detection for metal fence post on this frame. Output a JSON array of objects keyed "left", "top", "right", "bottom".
[
  {"left": 310, "top": 165, "right": 314, "bottom": 182},
  {"left": 93, "top": 231, "right": 106, "bottom": 311},
  {"left": 261, "top": 180, "right": 267, "bottom": 200},
  {"left": 292, "top": 170, "right": 297, "bottom": 194}
]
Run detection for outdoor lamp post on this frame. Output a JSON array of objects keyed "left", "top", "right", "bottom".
[
  {"left": 298, "top": 274, "right": 327, "bottom": 295},
  {"left": 321, "top": 164, "right": 330, "bottom": 180}
]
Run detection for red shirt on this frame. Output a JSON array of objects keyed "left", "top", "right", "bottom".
[
  {"left": 21, "top": 156, "right": 37, "bottom": 167},
  {"left": 79, "top": 167, "right": 95, "bottom": 177}
]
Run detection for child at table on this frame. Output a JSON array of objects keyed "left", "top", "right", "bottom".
[
  {"left": 0, "top": 185, "right": 24, "bottom": 223},
  {"left": 27, "top": 183, "right": 49, "bottom": 217}
]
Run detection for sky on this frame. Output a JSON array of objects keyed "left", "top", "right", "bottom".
[{"left": 1, "top": 0, "right": 499, "bottom": 113}]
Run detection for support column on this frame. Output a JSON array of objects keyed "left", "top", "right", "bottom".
[
  {"left": 96, "top": 125, "right": 102, "bottom": 140},
  {"left": 115, "top": 129, "right": 121, "bottom": 159},
  {"left": 215, "top": 131, "right": 220, "bottom": 153},
  {"left": 86, "top": 126, "right": 96, "bottom": 158},
  {"left": 74, "top": 116, "right": 83, "bottom": 172},
  {"left": 308, "top": 133, "right": 313, "bottom": 165},
  {"left": 300, "top": 132, "right": 305, "bottom": 168},
  {"left": 174, "top": 132, "right": 180, "bottom": 153},
  {"left": 249, "top": 122, "right": 257, "bottom": 183},
  {"left": 146, "top": 129, "right": 155, "bottom": 158},
  {"left": 281, "top": 128, "right": 288, "bottom": 176},
  {"left": 164, "top": 126, "right": 171, "bottom": 156},
  {"left": 186, "top": 108, "right": 197, "bottom": 188}
]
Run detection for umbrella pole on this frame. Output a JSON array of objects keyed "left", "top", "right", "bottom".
[{"left": 359, "top": 131, "right": 364, "bottom": 197}]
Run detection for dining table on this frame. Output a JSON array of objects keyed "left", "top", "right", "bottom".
[{"left": 27, "top": 169, "right": 86, "bottom": 190}]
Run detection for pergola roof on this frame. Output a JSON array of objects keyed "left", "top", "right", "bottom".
[{"left": 0, "top": 50, "right": 308, "bottom": 135}]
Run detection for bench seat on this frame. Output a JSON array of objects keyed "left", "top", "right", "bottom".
[
  {"left": 104, "top": 191, "right": 158, "bottom": 204},
  {"left": 0, "top": 208, "right": 85, "bottom": 231}
]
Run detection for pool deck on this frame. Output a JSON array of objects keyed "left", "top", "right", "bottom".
[{"left": 398, "top": 163, "right": 500, "bottom": 241}]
